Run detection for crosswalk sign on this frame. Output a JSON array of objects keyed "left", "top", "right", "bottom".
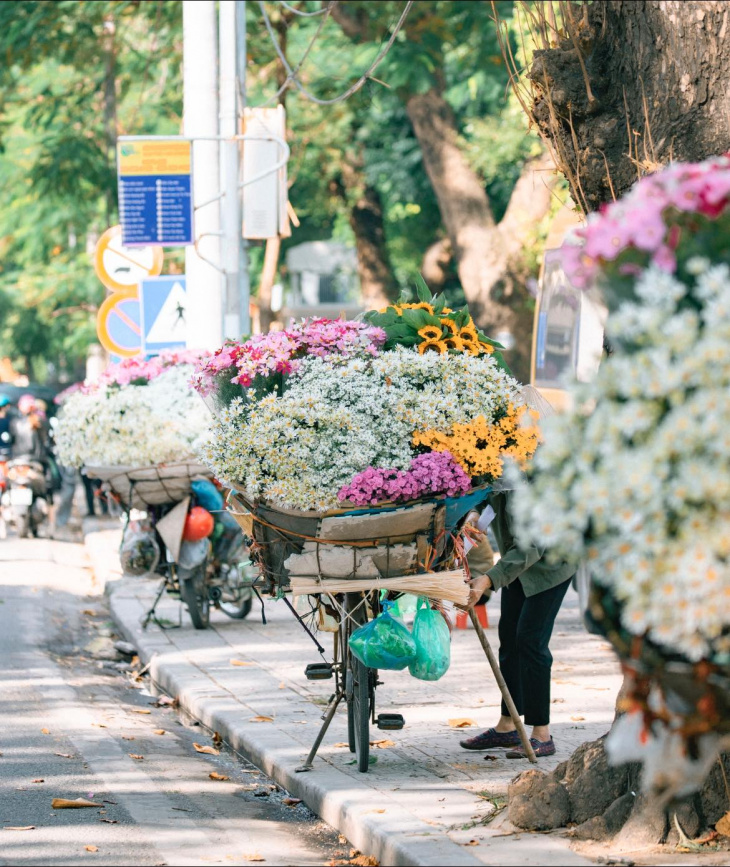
[{"left": 139, "top": 276, "right": 187, "bottom": 355}]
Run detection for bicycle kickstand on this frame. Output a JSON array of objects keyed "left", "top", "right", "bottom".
[{"left": 295, "top": 690, "right": 344, "bottom": 773}]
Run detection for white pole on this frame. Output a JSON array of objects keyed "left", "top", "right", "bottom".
[
  {"left": 183, "top": 0, "right": 222, "bottom": 350},
  {"left": 236, "top": 0, "right": 251, "bottom": 336},
  {"left": 219, "top": 0, "right": 241, "bottom": 340}
]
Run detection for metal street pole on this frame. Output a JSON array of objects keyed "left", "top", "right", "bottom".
[
  {"left": 183, "top": 0, "right": 223, "bottom": 350},
  {"left": 236, "top": 0, "right": 251, "bottom": 336},
  {"left": 219, "top": 0, "right": 241, "bottom": 340}
]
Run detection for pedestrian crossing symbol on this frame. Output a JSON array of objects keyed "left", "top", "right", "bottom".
[{"left": 139, "top": 276, "right": 187, "bottom": 354}]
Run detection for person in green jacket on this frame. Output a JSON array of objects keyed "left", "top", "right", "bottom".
[{"left": 460, "top": 488, "right": 574, "bottom": 758}]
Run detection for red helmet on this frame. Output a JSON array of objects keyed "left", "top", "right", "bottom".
[{"left": 182, "top": 506, "right": 215, "bottom": 542}]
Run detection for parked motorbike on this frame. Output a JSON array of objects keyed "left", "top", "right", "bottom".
[{"left": 2, "top": 456, "right": 49, "bottom": 538}]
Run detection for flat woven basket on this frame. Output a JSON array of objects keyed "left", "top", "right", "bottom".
[{"left": 84, "top": 461, "right": 212, "bottom": 510}]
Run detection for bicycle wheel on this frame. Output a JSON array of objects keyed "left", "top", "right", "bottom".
[
  {"left": 344, "top": 593, "right": 372, "bottom": 773},
  {"left": 178, "top": 563, "right": 211, "bottom": 629},
  {"left": 213, "top": 566, "right": 253, "bottom": 620}
]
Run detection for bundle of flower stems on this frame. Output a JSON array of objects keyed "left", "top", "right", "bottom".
[{"left": 289, "top": 569, "right": 469, "bottom": 606}]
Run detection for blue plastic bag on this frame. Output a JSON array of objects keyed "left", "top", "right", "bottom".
[
  {"left": 349, "top": 601, "right": 417, "bottom": 670},
  {"left": 191, "top": 479, "right": 224, "bottom": 512},
  {"left": 408, "top": 597, "right": 451, "bottom": 681}
]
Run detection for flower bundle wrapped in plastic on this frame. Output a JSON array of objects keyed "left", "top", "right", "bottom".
[
  {"left": 55, "top": 357, "right": 211, "bottom": 469},
  {"left": 510, "top": 154, "right": 730, "bottom": 795}
]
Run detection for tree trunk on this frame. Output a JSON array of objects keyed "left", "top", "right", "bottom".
[
  {"left": 340, "top": 154, "right": 398, "bottom": 309},
  {"left": 258, "top": 236, "right": 280, "bottom": 334},
  {"left": 527, "top": 0, "right": 730, "bottom": 210},
  {"left": 406, "top": 85, "right": 556, "bottom": 379}
]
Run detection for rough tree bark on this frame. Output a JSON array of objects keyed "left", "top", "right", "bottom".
[
  {"left": 527, "top": 0, "right": 730, "bottom": 210},
  {"left": 340, "top": 153, "right": 399, "bottom": 308},
  {"left": 503, "top": 1, "right": 730, "bottom": 847}
]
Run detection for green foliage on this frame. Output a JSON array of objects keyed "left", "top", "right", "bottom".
[{"left": 0, "top": 0, "right": 182, "bottom": 380}]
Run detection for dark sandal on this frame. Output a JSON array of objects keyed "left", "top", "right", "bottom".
[
  {"left": 505, "top": 737, "right": 556, "bottom": 758},
  {"left": 459, "top": 727, "right": 521, "bottom": 750}
]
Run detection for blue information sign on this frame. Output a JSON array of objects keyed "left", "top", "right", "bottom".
[
  {"left": 139, "top": 276, "right": 187, "bottom": 355},
  {"left": 117, "top": 140, "right": 194, "bottom": 247}
]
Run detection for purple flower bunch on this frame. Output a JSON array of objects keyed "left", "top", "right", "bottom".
[{"left": 338, "top": 451, "right": 471, "bottom": 506}]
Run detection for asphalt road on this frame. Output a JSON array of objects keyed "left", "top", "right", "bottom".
[{"left": 0, "top": 534, "right": 346, "bottom": 867}]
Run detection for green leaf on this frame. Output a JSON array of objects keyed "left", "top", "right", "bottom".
[
  {"left": 413, "top": 272, "right": 433, "bottom": 304},
  {"left": 432, "top": 293, "right": 446, "bottom": 314}
]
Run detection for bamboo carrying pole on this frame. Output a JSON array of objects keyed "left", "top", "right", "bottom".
[{"left": 469, "top": 608, "right": 537, "bottom": 763}]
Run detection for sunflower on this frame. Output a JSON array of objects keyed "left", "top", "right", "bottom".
[
  {"left": 443, "top": 336, "right": 465, "bottom": 352},
  {"left": 478, "top": 341, "right": 495, "bottom": 355},
  {"left": 418, "top": 339, "right": 448, "bottom": 355},
  {"left": 400, "top": 302, "right": 435, "bottom": 315},
  {"left": 440, "top": 318, "right": 459, "bottom": 336},
  {"left": 458, "top": 323, "right": 479, "bottom": 344},
  {"left": 418, "top": 325, "right": 443, "bottom": 342}
]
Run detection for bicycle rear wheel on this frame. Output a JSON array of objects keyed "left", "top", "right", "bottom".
[{"left": 344, "top": 592, "right": 372, "bottom": 773}]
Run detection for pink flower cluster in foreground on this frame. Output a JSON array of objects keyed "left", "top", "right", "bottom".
[
  {"left": 561, "top": 154, "right": 730, "bottom": 288},
  {"left": 338, "top": 451, "right": 472, "bottom": 507},
  {"left": 98, "top": 350, "right": 209, "bottom": 388},
  {"left": 191, "top": 319, "right": 387, "bottom": 395}
]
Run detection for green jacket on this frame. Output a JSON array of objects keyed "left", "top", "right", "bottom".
[{"left": 467, "top": 490, "right": 574, "bottom": 598}]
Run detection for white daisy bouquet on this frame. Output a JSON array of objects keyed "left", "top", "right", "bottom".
[
  {"left": 510, "top": 155, "right": 730, "bottom": 787},
  {"left": 55, "top": 359, "right": 211, "bottom": 469}
]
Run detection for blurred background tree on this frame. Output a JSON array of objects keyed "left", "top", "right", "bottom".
[{"left": 0, "top": 0, "right": 559, "bottom": 383}]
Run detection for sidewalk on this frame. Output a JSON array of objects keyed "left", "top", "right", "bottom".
[{"left": 92, "top": 527, "right": 624, "bottom": 866}]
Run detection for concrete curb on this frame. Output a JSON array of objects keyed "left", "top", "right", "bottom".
[{"left": 108, "top": 587, "right": 485, "bottom": 867}]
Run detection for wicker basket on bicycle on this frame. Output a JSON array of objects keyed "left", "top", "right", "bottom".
[
  {"left": 84, "top": 461, "right": 212, "bottom": 511},
  {"left": 227, "top": 484, "right": 491, "bottom": 602}
]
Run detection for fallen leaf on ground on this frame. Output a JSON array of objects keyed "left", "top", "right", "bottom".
[
  {"left": 282, "top": 797, "right": 301, "bottom": 807},
  {"left": 4, "top": 826, "right": 35, "bottom": 831},
  {"left": 350, "top": 856, "right": 378, "bottom": 867},
  {"left": 129, "top": 754, "right": 144, "bottom": 761},
  {"left": 551, "top": 698, "right": 565, "bottom": 704},
  {"left": 462, "top": 840, "right": 479, "bottom": 846},
  {"left": 716, "top": 810, "right": 730, "bottom": 837},
  {"left": 54, "top": 752, "right": 74, "bottom": 758},
  {"left": 584, "top": 686, "right": 610, "bottom": 691},
  {"left": 172, "top": 807, "right": 192, "bottom": 812},
  {"left": 209, "top": 772, "right": 229, "bottom": 781},
  {"left": 131, "top": 709, "right": 151, "bottom": 715},
  {"left": 230, "top": 659, "right": 255, "bottom": 667},
  {"left": 241, "top": 857, "right": 265, "bottom": 863},
  {"left": 365, "top": 809, "right": 385, "bottom": 814},
  {"left": 570, "top": 715, "right": 586, "bottom": 722},
  {"left": 84, "top": 846, "right": 99, "bottom": 852},
  {"left": 278, "top": 682, "right": 285, "bottom": 689},
  {"left": 99, "top": 819, "right": 118, "bottom": 824},
  {"left": 91, "top": 723, "right": 107, "bottom": 728},
  {"left": 212, "top": 732, "right": 223, "bottom": 747},
  {"left": 121, "top": 736, "right": 135, "bottom": 741},
  {"left": 153, "top": 730, "right": 166, "bottom": 736},
  {"left": 32, "top": 779, "right": 44, "bottom": 783},
  {"left": 332, "top": 743, "right": 349, "bottom": 748},
  {"left": 193, "top": 743, "right": 220, "bottom": 756},
  {"left": 155, "top": 695, "right": 178, "bottom": 707},
  {"left": 41, "top": 728, "right": 50, "bottom": 735},
  {"left": 448, "top": 719, "right": 476, "bottom": 728},
  {"left": 249, "top": 716, "right": 274, "bottom": 723},
  {"left": 483, "top": 755, "right": 497, "bottom": 762},
  {"left": 82, "top": 609, "right": 97, "bottom": 616},
  {"left": 369, "top": 739, "right": 395, "bottom": 748},
  {"left": 51, "top": 798, "right": 102, "bottom": 809}
]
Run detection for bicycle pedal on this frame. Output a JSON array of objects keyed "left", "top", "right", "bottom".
[
  {"left": 305, "top": 662, "right": 333, "bottom": 681},
  {"left": 376, "top": 713, "right": 405, "bottom": 731}
]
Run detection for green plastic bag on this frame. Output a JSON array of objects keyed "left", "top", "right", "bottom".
[
  {"left": 408, "top": 597, "right": 451, "bottom": 681},
  {"left": 349, "top": 601, "right": 417, "bottom": 670}
]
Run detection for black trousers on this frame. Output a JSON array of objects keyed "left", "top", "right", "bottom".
[{"left": 498, "top": 577, "right": 571, "bottom": 727}]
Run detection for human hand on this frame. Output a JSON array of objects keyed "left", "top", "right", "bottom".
[{"left": 458, "top": 574, "right": 492, "bottom": 610}]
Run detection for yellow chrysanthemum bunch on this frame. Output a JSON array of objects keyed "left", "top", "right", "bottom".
[{"left": 412, "top": 404, "right": 540, "bottom": 481}]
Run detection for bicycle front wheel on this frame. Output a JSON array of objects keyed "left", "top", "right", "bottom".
[{"left": 344, "top": 592, "right": 372, "bottom": 772}]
